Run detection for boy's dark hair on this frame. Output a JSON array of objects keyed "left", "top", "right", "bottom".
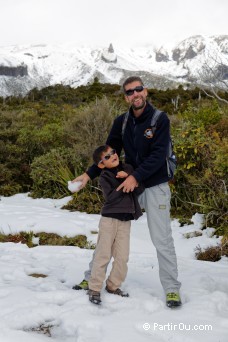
[
  {"left": 93, "top": 145, "right": 110, "bottom": 165},
  {"left": 122, "top": 76, "right": 144, "bottom": 91}
]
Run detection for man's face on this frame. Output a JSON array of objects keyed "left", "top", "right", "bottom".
[{"left": 124, "top": 81, "right": 147, "bottom": 111}]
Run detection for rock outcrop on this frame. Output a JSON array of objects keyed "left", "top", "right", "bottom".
[
  {"left": 101, "top": 43, "right": 117, "bottom": 63},
  {"left": 0, "top": 64, "right": 28, "bottom": 77}
]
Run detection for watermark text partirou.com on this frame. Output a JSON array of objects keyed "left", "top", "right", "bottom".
[{"left": 143, "top": 322, "right": 212, "bottom": 331}]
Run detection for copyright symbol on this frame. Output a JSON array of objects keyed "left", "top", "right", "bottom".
[{"left": 143, "top": 323, "right": 150, "bottom": 331}]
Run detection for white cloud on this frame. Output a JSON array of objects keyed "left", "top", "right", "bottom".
[{"left": 0, "top": 0, "right": 227, "bottom": 47}]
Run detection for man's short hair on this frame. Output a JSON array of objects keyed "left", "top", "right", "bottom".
[
  {"left": 93, "top": 145, "right": 110, "bottom": 165},
  {"left": 122, "top": 76, "right": 144, "bottom": 91}
]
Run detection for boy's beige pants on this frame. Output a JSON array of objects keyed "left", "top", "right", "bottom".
[{"left": 89, "top": 216, "right": 131, "bottom": 292}]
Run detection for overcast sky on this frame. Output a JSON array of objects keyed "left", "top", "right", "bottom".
[{"left": 0, "top": 0, "right": 227, "bottom": 48}]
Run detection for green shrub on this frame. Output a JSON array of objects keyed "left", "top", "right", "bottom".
[
  {"left": 0, "top": 231, "right": 95, "bottom": 249},
  {"left": 36, "top": 232, "right": 95, "bottom": 249},
  {"left": 171, "top": 102, "right": 227, "bottom": 234},
  {"left": 63, "top": 96, "right": 124, "bottom": 163},
  {"left": 17, "top": 122, "right": 65, "bottom": 161},
  {"left": 181, "top": 100, "right": 222, "bottom": 127},
  {"left": 30, "top": 96, "right": 121, "bottom": 211},
  {"left": 0, "top": 231, "right": 34, "bottom": 247},
  {"left": 62, "top": 187, "right": 103, "bottom": 214},
  {"left": 30, "top": 147, "right": 82, "bottom": 198}
]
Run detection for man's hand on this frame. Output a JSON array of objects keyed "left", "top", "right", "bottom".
[
  {"left": 72, "top": 173, "right": 90, "bottom": 190},
  {"left": 116, "top": 175, "right": 138, "bottom": 193}
]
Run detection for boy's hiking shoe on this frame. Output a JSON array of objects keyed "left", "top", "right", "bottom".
[
  {"left": 105, "top": 286, "right": 129, "bottom": 297},
  {"left": 166, "top": 292, "right": 182, "bottom": 308},
  {"left": 88, "top": 289, "right": 101, "bottom": 305},
  {"left": 72, "top": 279, "right": 89, "bottom": 291}
]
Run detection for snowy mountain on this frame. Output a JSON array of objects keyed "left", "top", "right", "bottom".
[{"left": 0, "top": 35, "right": 227, "bottom": 97}]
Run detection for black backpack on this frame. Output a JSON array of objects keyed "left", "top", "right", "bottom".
[{"left": 121, "top": 108, "right": 177, "bottom": 179}]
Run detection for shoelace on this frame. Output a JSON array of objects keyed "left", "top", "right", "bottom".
[
  {"left": 113, "top": 288, "right": 129, "bottom": 297},
  {"left": 89, "top": 291, "right": 101, "bottom": 301},
  {"left": 167, "top": 293, "right": 179, "bottom": 300}
]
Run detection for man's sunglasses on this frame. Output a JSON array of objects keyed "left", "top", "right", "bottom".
[
  {"left": 99, "top": 149, "right": 116, "bottom": 164},
  {"left": 124, "top": 85, "right": 144, "bottom": 96}
]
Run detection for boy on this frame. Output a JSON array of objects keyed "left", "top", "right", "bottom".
[{"left": 87, "top": 145, "right": 144, "bottom": 305}]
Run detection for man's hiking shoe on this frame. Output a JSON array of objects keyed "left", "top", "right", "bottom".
[
  {"left": 105, "top": 286, "right": 129, "bottom": 297},
  {"left": 166, "top": 292, "right": 182, "bottom": 308},
  {"left": 88, "top": 289, "right": 101, "bottom": 305},
  {"left": 72, "top": 279, "right": 89, "bottom": 291}
]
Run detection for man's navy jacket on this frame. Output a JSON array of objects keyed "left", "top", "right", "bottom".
[{"left": 87, "top": 102, "right": 172, "bottom": 188}]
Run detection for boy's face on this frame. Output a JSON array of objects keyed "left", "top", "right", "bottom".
[{"left": 99, "top": 147, "right": 119, "bottom": 169}]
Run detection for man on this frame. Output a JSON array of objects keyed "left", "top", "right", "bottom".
[{"left": 72, "top": 76, "right": 182, "bottom": 308}]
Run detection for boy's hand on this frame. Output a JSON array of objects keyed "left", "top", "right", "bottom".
[
  {"left": 72, "top": 173, "right": 90, "bottom": 190},
  {"left": 116, "top": 175, "right": 138, "bottom": 193},
  {"left": 116, "top": 171, "right": 129, "bottom": 178}
]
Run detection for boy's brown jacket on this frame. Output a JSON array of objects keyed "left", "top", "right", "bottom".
[{"left": 99, "top": 162, "right": 144, "bottom": 220}]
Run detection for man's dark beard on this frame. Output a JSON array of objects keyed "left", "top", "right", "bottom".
[{"left": 132, "top": 99, "right": 146, "bottom": 111}]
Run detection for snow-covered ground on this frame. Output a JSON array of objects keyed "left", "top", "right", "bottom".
[{"left": 0, "top": 193, "right": 227, "bottom": 342}]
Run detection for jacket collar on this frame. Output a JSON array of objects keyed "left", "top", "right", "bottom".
[
  {"left": 102, "top": 161, "right": 123, "bottom": 175},
  {"left": 129, "top": 101, "right": 154, "bottom": 123}
]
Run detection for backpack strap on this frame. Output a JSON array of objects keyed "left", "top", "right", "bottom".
[
  {"left": 151, "top": 108, "right": 176, "bottom": 178},
  {"left": 122, "top": 108, "right": 162, "bottom": 137},
  {"left": 151, "top": 108, "right": 163, "bottom": 133},
  {"left": 121, "top": 111, "right": 129, "bottom": 137}
]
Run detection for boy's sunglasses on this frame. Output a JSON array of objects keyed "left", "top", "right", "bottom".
[
  {"left": 124, "top": 85, "right": 144, "bottom": 96},
  {"left": 99, "top": 149, "right": 116, "bottom": 164}
]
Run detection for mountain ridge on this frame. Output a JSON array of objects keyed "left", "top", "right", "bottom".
[{"left": 0, "top": 35, "right": 227, "bottom": 97}]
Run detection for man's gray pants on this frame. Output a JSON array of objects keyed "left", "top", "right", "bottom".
[{"left": 84, "top": 182, "right": 181, "bottom": 294}]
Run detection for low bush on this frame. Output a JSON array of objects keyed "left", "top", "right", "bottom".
[
  {"left": 62, "top": 187, "right": 103, "bottom": 214},
  {"left": 195, "top": 243, "right": 228, "bottom": 262},
  {"left": 1, "top": 84, "right": 227, "bottom": 234},
  {"left": 30, "top": 147, "right": 82, "bottom": 198},
  {"left": 36, "top": 232, "right": 95, "bottom": 249},
  {"left": 0, "top": 231, "right": 95, "bottom": 249},
  {"left": 171, "top": 102, "right": 227, "bottom": 234}
]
